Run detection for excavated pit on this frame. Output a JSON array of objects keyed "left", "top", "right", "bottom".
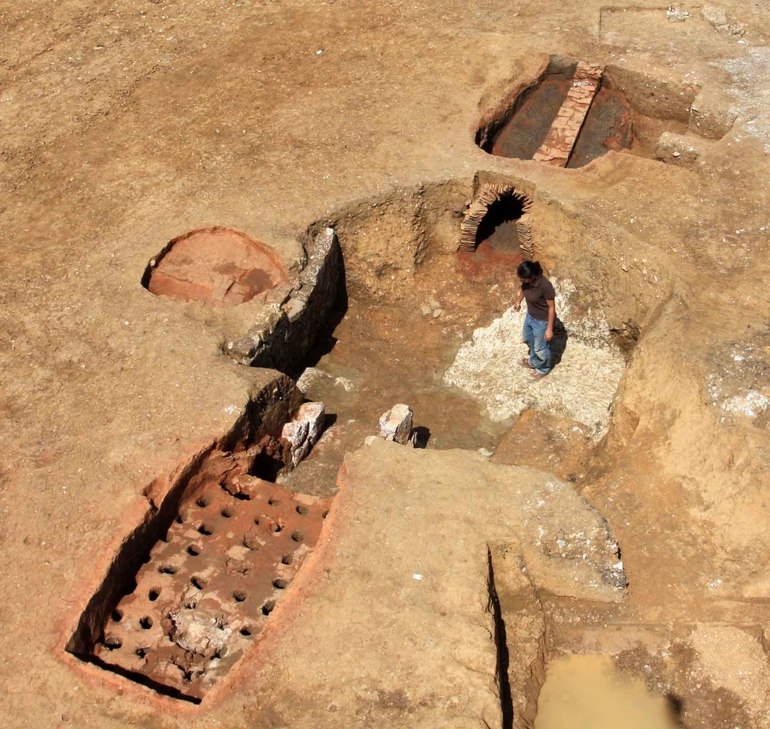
[
  {"left": 91, "top": 176, "right": 674, "bottom": 713},
  {"left": 476, "top": 55, "right": 720, "bottom": 168},
  {"left": 66, "top": 176, "right": 756, "bottom": 725},
  {"left": 143, "top": 226, "right": 288, "bottom": 307},
  {"left": 66, "top": 386, "right": 333, "bottom": 702},
  {"left": 275, "top": 176, "right": 664, "bottom": 500}
]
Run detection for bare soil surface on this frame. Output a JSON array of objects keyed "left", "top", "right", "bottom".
[{"left": 1, "top": 0, "right": 770, "bottom": 727}]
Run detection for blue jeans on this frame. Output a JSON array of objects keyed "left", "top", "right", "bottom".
[{"left": 523, "top": 313, "right": 552, "bottom": 374}]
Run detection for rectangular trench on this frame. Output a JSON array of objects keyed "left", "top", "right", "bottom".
[{"left": 65, "top": 383, "right": 334, "bottom": 702}]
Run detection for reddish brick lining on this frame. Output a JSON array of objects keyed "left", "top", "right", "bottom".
[
  {"left": 458, "top": 183, "right": 534, "bottom": 258},
  {"left": 532, "top": 62, "right": 604, "bottom": 167}
]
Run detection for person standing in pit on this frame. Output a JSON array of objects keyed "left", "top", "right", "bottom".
[{"left": 513, "top": 260, "right": 556, "bottom": 381}]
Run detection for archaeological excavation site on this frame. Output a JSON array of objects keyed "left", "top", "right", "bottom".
[{"left": 1, "top": 1, "right": 769, "bottom": 728}]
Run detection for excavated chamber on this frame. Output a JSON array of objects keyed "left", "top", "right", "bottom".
[
  {"left": 475, "top": 55, "right": 719, "bottom": 169},
  {"left": 65, "top": 385, "right": 333, "bottom": 703}
]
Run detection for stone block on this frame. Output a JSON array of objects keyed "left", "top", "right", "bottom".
[
  {"left": 223, "top": 473, "right": 269, "bottom": 500},
  {"left": 281, "top": 401, "right": 326, "bottom": 468},
  {"left": 379, "top": 404, "right": 414, "bottom": 445},
  {"left": 282, "top": 296, "right": 306, "bottom": 322}
]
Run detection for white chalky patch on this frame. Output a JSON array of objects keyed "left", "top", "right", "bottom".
[{"left": 443, "top": 279, "right": 625, "bottom": 433}]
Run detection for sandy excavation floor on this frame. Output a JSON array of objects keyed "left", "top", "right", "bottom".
[{"left": 1, "top": 0, "right": 770, "bottom": 727}]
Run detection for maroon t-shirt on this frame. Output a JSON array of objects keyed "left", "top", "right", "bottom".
[{"left": 522, "top": 275, "right": 555, "bottom": 321}]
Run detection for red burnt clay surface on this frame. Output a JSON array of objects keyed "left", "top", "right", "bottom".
[
  {"left": 54, "top": 448, "right": 347, "bottom": 714},
  {"left": 456, "top": 239, "right": 523, "bottom": 283},
  {"left": 145, "top": 227, "right": 288, "bottom": 307},
  {"left": 96, "top": 481, "right": 328, "bottom": 701}
]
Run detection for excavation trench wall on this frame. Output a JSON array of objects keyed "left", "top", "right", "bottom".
[
  {"left": 317, "top": 179, "right": 474, "bottom": 302},
  {"left": 528, "top": 194, "right": 675, "bottom": 355},
  {"left": 226, "top": 229, "right": 344, "bottom": 372}
]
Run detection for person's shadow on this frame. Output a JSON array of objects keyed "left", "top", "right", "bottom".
[{"left": 550, "top": 318, "right": 569, "bottom": 367}]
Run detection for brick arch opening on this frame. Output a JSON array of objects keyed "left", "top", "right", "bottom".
[{"left": 458, "top": 183, "right": 534, "bottom": 259}]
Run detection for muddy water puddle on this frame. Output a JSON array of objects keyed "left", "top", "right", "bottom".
[{"left": 535, "top": 655, "right": 679, "bottom": 729}]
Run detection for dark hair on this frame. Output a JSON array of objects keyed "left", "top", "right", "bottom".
[{"left": 517, "top": 260, "right": 543, "bottom": 279}]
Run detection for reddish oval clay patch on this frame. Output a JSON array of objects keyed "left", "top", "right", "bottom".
[{"left": 145, "top": 226, "right": 288, "bottom": 307}]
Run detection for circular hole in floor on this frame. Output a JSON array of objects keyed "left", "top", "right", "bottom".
[
  {"left": 221, "top": 507, "right": 233, "bottom": 518},
  {"left": 281, "top": 554, "right": 294, "bottom": 566},
  {"left": 191, "top": 575, "right": 208, "bottom": 589},
  {"left": 111, "top": 609, "right": 123, "bottom": 623},
  {"left": 291, "top": 530, "right": 304, "bottom": 543},
  {"left": 322, "top": 510, "right": 329, "bottom": 519},
  {"left": 136, "top": 647, "right": 151, "bottom": 658},
  {"left": 273, "top": 578, "right": 290, "bottom": 589},
  {"left": 262, "top": 600, "right": 276, "bottom": 616},
  {"left": 240, "top": 626, "right": 253, "bottom": 637},
  {"left": 139, "top": 616, "right": 153, "bottom": 630},
  {"left": 268, "top": 497, "right": 281, "bottom": 506},
  {"left": 233, "top": 590, "right": 248, "bottom": 603},
  {"left": 198, "top": 523, "right": 214, "bottom": 536},
  {"left": 295, "top": 504, "right": 309, "bottom": 515},
  {"left": 158, "top": 564, "right": 178, "bottom": 574},
  {"left": 196, "top": 496, "right": 210, "bottom": 508},
  {"left": 187, "top": 544, "right": 202, "bottom": 556},
  {"left": 103, "top": 634, "right": 122, "bottom": 650},
  {"left": 148, "top": 587, "right": 161, "bottom": 601},
  {"left": 271, "top": 523, "right": 283, "bottom": 534}
]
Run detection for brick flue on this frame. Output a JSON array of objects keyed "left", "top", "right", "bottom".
[{"left": 532, "top": 62, "right": 604, "bottom": 167}]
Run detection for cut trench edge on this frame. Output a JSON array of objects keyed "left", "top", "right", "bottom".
[
  {"left": 486, "top": 546, "right": 514, "bottom": 729},
  {"left": 71, "top": 651, "right": 202, "bottom": 705}
]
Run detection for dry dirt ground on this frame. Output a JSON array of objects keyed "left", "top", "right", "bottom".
[{"left": 1, "top": 0, "right": 770, "bottom": 727}]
